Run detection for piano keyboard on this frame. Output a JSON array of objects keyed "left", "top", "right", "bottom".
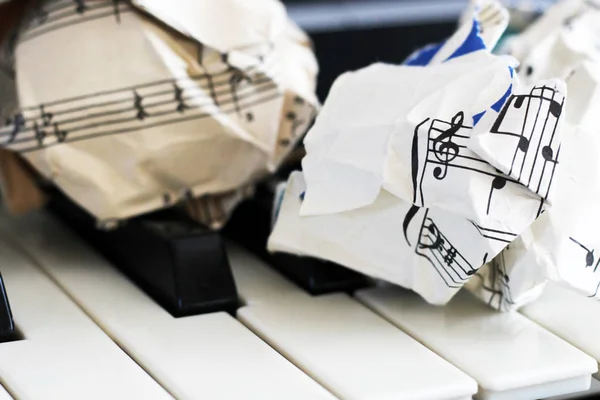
[{"left": 0, "top": 209, "right": 599, "bottom": 400}]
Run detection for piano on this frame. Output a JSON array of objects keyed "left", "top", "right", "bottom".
[{"left": 1, "top": 1, "right": 600, "bottom": 399}]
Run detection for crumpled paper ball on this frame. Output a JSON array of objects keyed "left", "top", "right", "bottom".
[
  {"left": 467, "top": 0, "right": 600, "bottom": 310},
  {"left": 267, "top": 0, "right": 592, "bottom": 308},
  {"left": 0, "top": 0, "right": 319, "bottom": 229}
]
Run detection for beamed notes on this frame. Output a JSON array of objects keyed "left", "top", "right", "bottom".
[{"left": 469, "top": 80, "right": 567, "bottom": 206}]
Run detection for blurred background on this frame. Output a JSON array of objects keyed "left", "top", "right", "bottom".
[{"left": 0, "top": 0, "right": 463, "bottom": 101}]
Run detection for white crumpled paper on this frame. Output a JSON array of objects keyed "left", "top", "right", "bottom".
[
  {"left": 0, "top": 0, "right": 318, "bottom": 229},
  {"left": 268, "top": 0, "right": 585, "bottom": 307},
  {"left": 467, "top": 0, "right": 600, "bottom": 310}
]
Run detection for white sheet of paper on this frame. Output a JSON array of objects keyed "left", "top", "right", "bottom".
[
  {"left": 467, "top": 2, "right": 600, "bottom": 310},
  {"left": 268, "top": 0, "right": 587, "bottom": 308}
]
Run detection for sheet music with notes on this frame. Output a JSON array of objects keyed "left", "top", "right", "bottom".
[
  {"left": 0, "top": 0, "right": 318, "bottom": 229},
  {"left": 466, "top": 0, "right": 600, "bottom": 311},
  {"left": 267, "top": 0, "right": 600, "bottom": 308}
]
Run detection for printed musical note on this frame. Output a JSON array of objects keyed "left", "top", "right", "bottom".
[
  {"left": 403, "top": 206, "right": 477, "bottom": 288},
  {"left": 489, "top": 84, "right": 565, "bottom": 201},
  {"left": 473, "top": 252, "right": 515, "bottom": 311},
  {"left": 5, "top": 113, "right": 25, "bottom": 144},
  {"left": 569, "top": 237, "right": 600, "bottom": 272},
  {"left": 229, "top": 69, "right": 252, "bottom": 117},
  {"left": 173, "top": 84, "right": 188, "bottom": 113},
  {"left": 133, "top": 91, "right": 148, "bottom": 120},
  {"left": 19, "top": 0, "right": 134, "bottom": 43},
  {"left": 33, "top": 122, "right": 47, "bottom": 147},
  {"left": 53, "top": 123, "right": 68, "bottom": 143},
  {"left": 75, "top": 0, "right": 87, "bottom": 14},
  {"left": 487, "top": 173, "right": 507, "bottom": 215},
  {"left": 112, "top": 0, "right": 122, "bottom": 23},
  {"left": 40, "top": 104, "right": 53, "bottom": 126}
]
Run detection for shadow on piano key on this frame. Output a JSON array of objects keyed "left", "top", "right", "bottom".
[
  {"left": 0, "top": 272, "right": 20, "bottom": 343},
  {"left": 223, "top": 179, "right": 370, "bottom": 295},
  {"left": 47, "top": 189, "right": 239, "bottom": 318}
]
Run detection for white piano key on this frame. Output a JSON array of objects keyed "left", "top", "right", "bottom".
[
  {"left": 0, "top": 237, "right": 172, "bottom": 400},
  {"left": 226, "top": 242, "right": 310, "bottom": 305},
  {"left": 228, "top": 235, "right": 477, "bottom": 399},
  {"left": 521, "top": 282, "right": 600, "bottom": 380},
  {"left": 0, "top": 211, "right": 336, "bottom": 400},
  {"left": 545, "top": 378, "right": 600, "bottom": 399},
  {"left": 238, "top": 294, "right": 476, "bottom": 400},
  {"left": 229, "top": 252, "right": 477, "bottom": 400},
  {"left": 356, "top": 286, "right": 598, "bottom": 400}
]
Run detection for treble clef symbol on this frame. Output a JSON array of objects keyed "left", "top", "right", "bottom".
[{"left": 433, "top": 111, "right": 463, "bottom": 180}]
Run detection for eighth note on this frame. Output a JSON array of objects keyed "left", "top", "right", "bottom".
[
  {"left": 569, "top": 237, "right": 600, "bottom": 272},
  {"left": 432, "top": 111, "right": 463, "bottom": 180},
  {"left": 487, "top": 174, "right": 507, "bottom": 215}
]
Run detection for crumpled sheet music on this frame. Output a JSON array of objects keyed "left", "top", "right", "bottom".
[
  {"left": 269, "top": 0, "right": 579, "bottom": 307},
  {"left": 0, "top": 0, "right": 318, "bottom": 229},
  {"left": 467, "top": 0, "right": 600, "bottom": 311}
]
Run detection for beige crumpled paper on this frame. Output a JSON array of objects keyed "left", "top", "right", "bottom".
[{"left": 0, "top": 0, "right": 318, "bottom": 229}]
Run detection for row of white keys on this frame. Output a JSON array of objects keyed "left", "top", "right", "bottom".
[
  {"left": 521, "top": 282, "right": 600, "bottom": 379},
  {"left": 5, "top": 210, "right": 477, "bottom": 400},
  {"left": 228, "top": 243, "right": 478, "bottom": 400},
  {"left": 0, "top": 211, "right": 336, "bottom": 400},
  {"left": 355, "top": 286, "right": 598, "bottom": 400},
  {"left": 0, "top": 235, "right": 172, "bottom": 400}
]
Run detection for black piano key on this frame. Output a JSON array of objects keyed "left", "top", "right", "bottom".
[
  {"left": 47, "top": 190, "right": 239, "bottom": 318},
  {"left": 0, "top": 272, "right": 16, "bottom": 342},
  {"left": 223, "top": 180, "right": 369, "bottom": 295}
]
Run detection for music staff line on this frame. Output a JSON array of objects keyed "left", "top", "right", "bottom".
[
  {"left": 43, "top": 1, "right": 118, "bottom": 25},
  {"left": 6, "top": 81, "right": 280, "bottom": 150},
  {"left": 21, "top": 0, "right": 129, "bottom": 42},
  {"left": 470, "top": 222, "right": 517, "bottom": 244},
  {"left": 44, "top": 0, "right": 88, "bottom": 14},
  {"left": 15, "top": 64, "right": 265, "bottom": 113},
  {"left": 15, "top": 90, "right": 283, "bottom": 154},
  {"left": 3, "top": 75, "right": 275, "bottom": 139}
]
